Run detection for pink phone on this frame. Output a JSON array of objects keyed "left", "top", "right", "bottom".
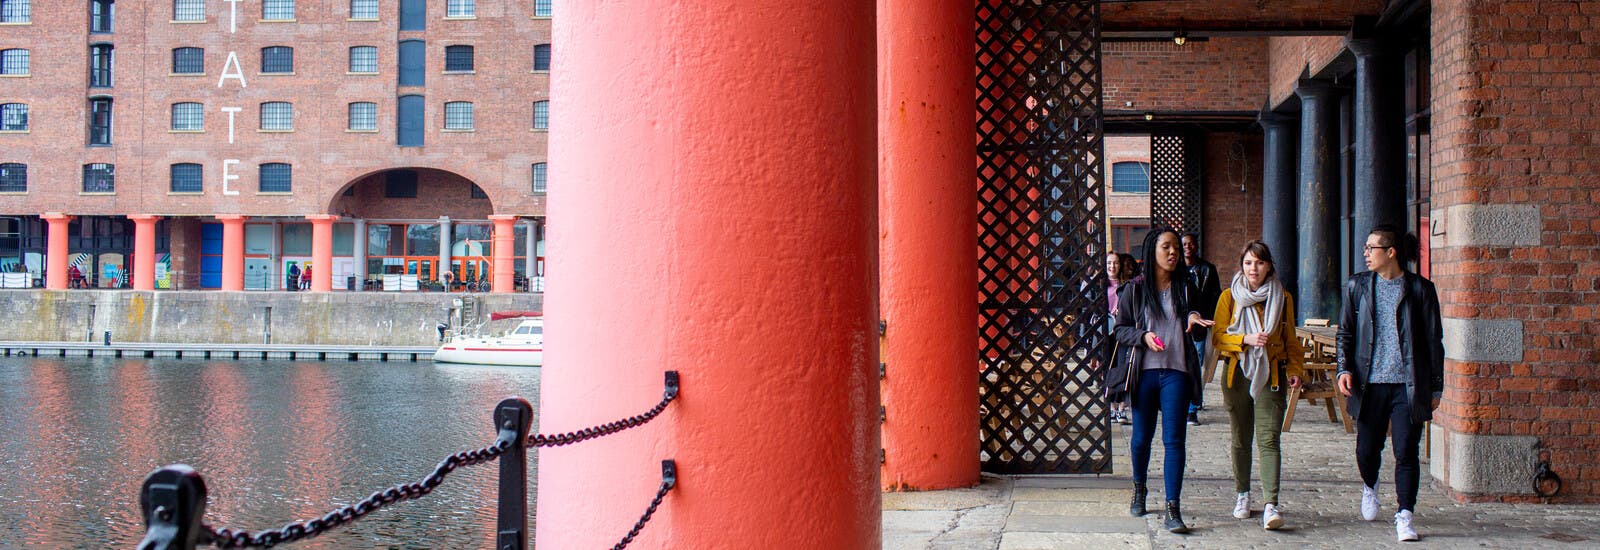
[{"left": 1151, "top": 335, "right": 1165, "bottom": 349}]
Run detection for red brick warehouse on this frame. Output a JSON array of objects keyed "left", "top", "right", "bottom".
[{"left": 0, "top": 0, "right": 551, "bottom": 293}]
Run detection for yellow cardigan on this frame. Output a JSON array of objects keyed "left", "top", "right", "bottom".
[{"left": 1211, "top": 288, "right": 1305, "bottom": 389}]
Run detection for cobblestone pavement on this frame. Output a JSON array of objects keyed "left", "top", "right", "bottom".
[{"left": 884, "top": 384, "right": 1600, "bottom": 549}]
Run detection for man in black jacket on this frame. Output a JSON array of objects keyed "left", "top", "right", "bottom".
[
  {"left": 1181, "top": 233, "right": 1221, "bottom": 425},
  {"left": 1335, "top": 224, "right": 1445, "bottom": 543}
]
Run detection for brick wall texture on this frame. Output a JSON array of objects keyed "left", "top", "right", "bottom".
[
  {"left": 1104, "top": 38, "right": 1268, "bottom": 114},
  {"left": 1199, "top": 132, "right": 1264, "bottom": 285},
  {"left": 1426, "top": 0, "right": 1600, "bottom": 503}
]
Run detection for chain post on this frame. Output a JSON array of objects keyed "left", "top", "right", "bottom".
[
  {"left": 137, "top": 465, "right": 208, "bottom": 550},
  {"left": 494, "top": 397, "right": 534, "bottom": 550}
]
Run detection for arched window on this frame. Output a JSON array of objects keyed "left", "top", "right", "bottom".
[
  {"left": 348, "top": 102, "right": 377, "bottom": 131},
  {"left": 0, "top": 103, "right": 26, "bottom": 131},
  {"left": 533, "top": 0, "right": 551, "bottom": 17},
  {"left": 532, "top": 101, "right": 548, "bottom": 130},
  {"left": 1111, "top": 161, "right": 1150, "bottom": 193},
  {"left": 0, "top": 49, "right": 26, "bottom": 75},
  {"left": 533, "top": 44, "right": 551, "bottom": 71},
  {"left": 89, "top": 44, "right": 114, "bottom": 87},
  {"left": 261, "top": 46, "right": 293, "bottom": 73},
  {"left": 90, "top": 0, "right": 114, "bottom": 33},
  {"left": 349, "top": 46, "right": 377, "bottom": 73},
  {"left": 444, "top": 45, "right": 473, "bottom": 72},
  {"left": 349, "top": 0, "right": 377, "bottom": 19},
  {"left": 444, "top": 101, "right": 473, "bottom": 130},
  {"left": 531, "top": 163, "right": 546, "bottom": 194},
  {"left": 260, "top": 101, "right": 293, "bottom": 130},
  {"left": 446, "top": 0, "right": 474, "bottom": 18},
  {"left": 259, "top": 163, "right": 292, "bottom": 193},
  {"left": 0, "top": 0, "right": 30, "bottom": 23},
  {"left": 262, "top": 0, "right": 294, "bottom": 21},
  {"left": 170, "top": 163, "right": 202, "bottom": 193},
  {"left": 88, "top": 97, "right": 113, "bottom": 145},
  {"left": 171, "top": 102, "right": 202, "bottom": 131},
  {"left": 173, "top": 0, "right": 205, "bottom": 21},
  {"left": 397, "top": 94, "right": 423, "bottom": 146},
  {"left": 172, "top": 47, "right": 204, "bottom": 74},
  {"left": 398, "top": 40, "right": 424, "bottom": 86},
  {"left": 82, "top": 163, "right": 115, "bottom": 193},
  {"left": 0, "top": 163, "right": 25, "bottom": 192}
]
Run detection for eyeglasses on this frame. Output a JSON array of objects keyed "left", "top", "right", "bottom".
[{"left": 1362, "top": 245, "right": 1393, "bottom": 253}]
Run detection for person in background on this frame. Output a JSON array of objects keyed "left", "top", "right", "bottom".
[
  {"left": 1108, "top": 228, "right": 1215, "bottom": 534},
  {"left": 1209, "top": 240, "right": 1304, "bottom": 531},
  {"left": 1182, "top": 232, "right": 1221, "bottom": 425},
  {"left": 1336, "top": 224, "right": 1444, "bottom": 543},
  {"left": 1104, "top": 251, "right": 1129, "bottom": 424},
  {"left": 286, "top": 262, "right": 301, "bottom": 292}
]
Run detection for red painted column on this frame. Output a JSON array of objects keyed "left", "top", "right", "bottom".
[
  {"left": 218, "top": 215, "right": 247, "bottom": 291},
  {"left": 537, "top": 0, "right": 878, "bottom": 547},
  {"left": 488, "top": 215, "right": 516, "bottom": 294},
  {"left": 308, "top": 215, "right": 337, "bottom": 292},
  {"left": 130, "top": 215, "right": 161, "bottom": 291},
  {"left": 42, "top": 212, "right": 73, "bottom": 290},
  {"left": 877, "top": 0, "right": 979, "bottom": 491}
]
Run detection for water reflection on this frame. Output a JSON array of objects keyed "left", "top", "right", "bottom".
[{"left": 0, "top": 357, "right": 540, "bottom": 548}]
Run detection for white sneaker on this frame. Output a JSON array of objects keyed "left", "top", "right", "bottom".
[
  {"left": 1361, "top": 485, "right": 1380, "bottom": 521},
  {"left": 1396, "top": 510, "right": 1419, "bottom": 541},
  {"left": 1232, "top": 491, "right": 1251, "bottom": 519},
  {"left": 1263, "top": 503, "right": 1284, "bottom": 530}
]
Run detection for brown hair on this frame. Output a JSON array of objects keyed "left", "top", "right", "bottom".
[{"left": 1239, "top": 240, "right": 1276, "bottom": 280}]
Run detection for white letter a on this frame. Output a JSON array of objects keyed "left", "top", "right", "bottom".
[{"left": 218, "top": 52, "right": 247, "bottom": 88}]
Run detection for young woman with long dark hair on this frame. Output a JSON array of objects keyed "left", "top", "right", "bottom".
[
  {"left": 1107, "top": 228, "right": 1215, "bottom": 533},
  {"left": 1207, "top": 240, "right": 1304, "bottom": 530}
]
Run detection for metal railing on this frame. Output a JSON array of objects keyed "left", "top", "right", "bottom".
[{"left": 138, "top": 371, "right": 680, "bottom": 550}]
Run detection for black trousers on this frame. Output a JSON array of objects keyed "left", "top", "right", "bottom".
[{"left": 1355, "top": 383, "right": 1425, "bottom": 512}]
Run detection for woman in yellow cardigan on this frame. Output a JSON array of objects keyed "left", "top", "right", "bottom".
[{"left": 1207, "top": 240, "right": 1304, "bottom": 531}]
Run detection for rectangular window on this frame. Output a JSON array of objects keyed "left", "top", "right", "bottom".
[
  {"left": 1110, "top": 161, "right": 1150, "bottom": 193},
  {"left": 0, "top": 103, "right": 25, "bottom": 131},
  {"left": 83, "top": 163, "right": 115, "bottom": 193},
  {"left": 406, "top": 224, "right": 439, "bottom": 256},
  {"left": 262, "top": 46, "right": 293, "bottom": 73},
  {"left": 398, "top": 40, "right": 425, "bottom": 86},
  {"left": 172, "top": 47, "right": 203, "bottom": 73},
  {"left": 170, "top": 163, "right": 202, "bottom": 193},
  {"left": 90, "top": 0, "right": 113, "bottom": 32},
  {"left": 533, "top": 44, "right": 551, "bottom": 71},
  {"left": 534, "top": 0, "right": 551, "bottom": 17},
  {"left": 385, "top": 170, "right": 418, "bottom": 198},
  {"left": 89, "top": 45, "right": 113, "bottom": 87},
  {"left": 399, "top": 0, "right": 424, "bottom": 30},
  {"left": 446, "top": 0, "right": 474, "bottom": 17},
  {"left": 348, "top": 102, "right": 377, "bottom": 131},
  {"left": 470, "top": 185, "right": 487, "bottom": 199},
  {"left": 349, "top": 46, "right": 378, "bottom": 73},
  {"left": 259, "top": 163, "right": 292, "bottom": 193},
  {"left": 350, "top": 0, "right": 377, "bottom": 19},
  {"left": 0, "top": 163, "right": 25, "bottom": 192},
  {"left": 444, "top": 45, "right": 473, "bottom": 72},
  {"left": 397, "top": 94, "right": 423, "bottom": 146},
  {"left": 173, "top": 0, "right": 204, "bottom": 21},
  {"left": 282, "top": 224, "right": 312, "bottom": 255},
  {"left": 0, "top": 0, "right": 29, "bottom": 23},
  {"left": 263, "top": 0, "right": 294, "bottom": 20},
  {"left": 444, "top": 101, "right": 473, "bottom": 130},
  {"left": 89, "top": 98, "right": 112, "bottom": 145},
  {"left": 531, "top": 163, "right": 546, "bottom": 193},
  {"left": 0, "top": 49, "right": 25, "bottom": 75},
  {"left": 260, "top": 102, "right": 293, "bottom": 131},
  {"left": 532, "top": 101, "right": 549, "bottom": 130},
  {"left": 171, "top": 102, "right": 202, "bottom": 131}
]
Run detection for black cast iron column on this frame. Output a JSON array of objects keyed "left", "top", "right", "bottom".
[
  {"left": 1259, "top": 111, "right": 1299, "bottom": 300},
  {"left": 1294, "top": 80, "right": 1342, "bottom": 322},
  {"left": 1346, "top": 36, "right": 1408, "bottom": 260}
]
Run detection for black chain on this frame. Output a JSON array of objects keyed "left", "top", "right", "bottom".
[
  {"left": 531, "top": 372, "right": 679, "bottom": 448},
  {"left": 201, "top": 439, "right": 512, "bottom": 548},
  {"left": 612, "top": 461, "right": 677, "bottom": 550}
]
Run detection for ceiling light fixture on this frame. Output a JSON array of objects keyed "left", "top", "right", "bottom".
[{"left": 1173, "top": 30, "right": 1188, "bottom": 46}]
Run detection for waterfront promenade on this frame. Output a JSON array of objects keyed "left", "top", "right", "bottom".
[{"left": 883, "top": 384, "right": 1600, "bottom": 549}]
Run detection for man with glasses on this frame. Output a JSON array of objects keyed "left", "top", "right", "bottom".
[{"left": 1335, "top": 224, "right": 1445, "bottom": 542}]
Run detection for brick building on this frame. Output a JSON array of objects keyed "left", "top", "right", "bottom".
[{"left": 0, "top": 0, "right": 550, "bottom": 292}]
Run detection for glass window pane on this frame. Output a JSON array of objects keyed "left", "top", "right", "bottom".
[
  {"left": 89, "top": 45, "right": 113, "bottom": 87},
  {"left": 245, "top": 224, "right": 273, "bottom": 254},
  {"left": 367, "top": 224, "right": 391, "bottom": 256},
  {"left": 89, "top": 99, "right": 113, "bottom": 145},
  {"left": 406, "top": 224, "right": 439, "bottom": 256},
  {"left": 262, "top": 46, "right": 293, "bottom": 73},
  {"left": 263, "top": 0, "right": 294, "bottom": 20},
  {"left": 172, "top": 47, "right": 203, "bottom": 73},
  {"left": 259, "top": 163, "right": 292, "bottom": 193},
  {"left": 534, "top": 0, "right": 551, "bottom": 17},
  {"left": 349, "top": 46, "right": 377, "bottom": 73},
  {"left": 348, "top": 102, "right": 377, "bottom": 131},
  {"left": 531, "top": 163, "right": 546, "bottom": 193},
  {"left": 532, "top": 101, "right": 548, "bottom": 129},
  {"left": 444, "top": 45, "right": 473, "bottom": 72},
  {"left": 533, "top": 44, "right": 551, "bottom": 71},
  {"left": 1, "top": 0, "right": 30, "bottom": 23},
  {"left": 170, "top": 163, "right": 202, "bottom": 192},
  {"left": 90, "top": 0, "right": 113, "bottom": 33},
  {"left": 260, "top": 102, "right": 292, "bottom": 130},
  {"left": 0, "top": 103, "right": 26, "bottom": 131},
  {"left": 446, "top": 0, "right": 474, "bottom": 17},
  {"left": 173, "top": 0, "right": 204, "bottom": 21},
  {"left": 0, "top": 163, "right": 25, "bottom": 193},
  {"left": 171, "top": 102, "right": 202, "bottom": 130},
  {"left": 282, "top": 224, "right": 312, "bottom": 256},
  {"left": 82, "top": 163, "right": 115, "bottom": 193},
  {"left": 350, "top": 0, "right": 377, "bottom": 19},
  {"left": 444, "top": 101, "right": 473, "bottom": 130},
  {"left": 0, "top": 49, "right": 28, "bottom": 75},
  {"left": 1111, "top": 161, "right": 1149, "bottom": 193},
  {"left": 333, "top": 224, "right": 355, "bottom": 256}
]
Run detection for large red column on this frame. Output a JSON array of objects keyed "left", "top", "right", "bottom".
[
  {"left": 42, "top": 213, "right": 73, "bottom": 290},
  {"left": 130, "top": 215, "right": 161, "bottom": 291},
  {"left": 307, "top": 215, "right": 337, "bottom": 292},
  {"left": 877, "top": 0, "right": 979, "bottom": 490},
  {"left": 488, "top": 215, "right": 516, "bottom": 293},
  {"left": 537, "top": 0, "right": 878, "bottom": 547},
  {"left": 218, "top": 215, "right": 247, "bottom": 291}
]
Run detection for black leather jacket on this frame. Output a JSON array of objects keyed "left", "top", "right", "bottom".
[
  {"left": 1335, "top": 271, "right": 1445, "bottom": 423},
  {"left": 1107, "top": 277, "right": 1206, "bottom": 404},
  {"left": 1188, "top": 258, "right": 1222, "bottom": 322}
]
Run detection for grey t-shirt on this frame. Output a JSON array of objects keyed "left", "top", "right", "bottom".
[
  {"left": 1143, "top": 287, "right": 1186, "bottom": 373},
  {"left": 1369, "top": 274, "right": 1409, "bottom": 384}
]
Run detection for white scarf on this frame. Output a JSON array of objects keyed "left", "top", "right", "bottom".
[{"left": 1205, "top": 272, "right": 1285, "bottom": 399}]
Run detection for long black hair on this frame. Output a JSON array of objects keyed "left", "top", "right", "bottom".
[{"left": 1138, "top": 227, "right": 1186, "bottom": 321}]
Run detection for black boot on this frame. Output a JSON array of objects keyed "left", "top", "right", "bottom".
[
  {"left": 1129, "top": 483, "right": 1148, "bottom": 517},
  {"left": 1164, "top": 500, "right": 1190, "bottom": 534}
]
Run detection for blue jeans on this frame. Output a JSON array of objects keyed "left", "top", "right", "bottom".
[{"left": 1130, "top": 368, "right": 1192, "bottom": 502}]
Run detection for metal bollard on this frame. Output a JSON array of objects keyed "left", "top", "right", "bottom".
[
  {"left": 138, "top": 465, "right": 208, "bottom": 550},
  {"left": 494, "top": 397, "right": 533, "bottom": 550},
  {"left": 104, "top": 331, "right": 111, "bottom": 346}
]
